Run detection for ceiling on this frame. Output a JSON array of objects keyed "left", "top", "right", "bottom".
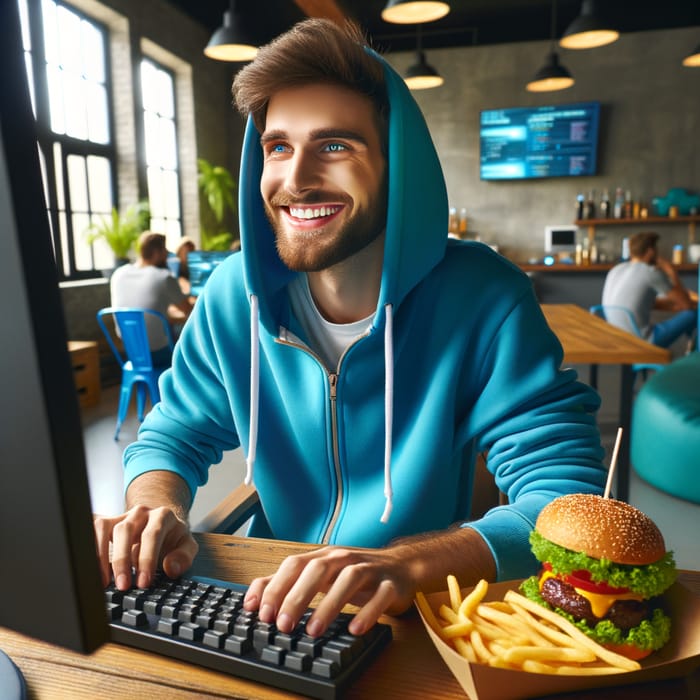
[{"left": 166, "top": 0, "right": 700, "bottom": 54}]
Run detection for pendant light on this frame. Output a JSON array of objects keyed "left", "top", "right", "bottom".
[
  {"left": 204, "top": 0, "right": 258, "bottom": 62},
  {"left": 382, "top": 1, "right": 450, "bottom": 25},
  {"left": 682, "top": 42, "right": 700, "bottom": 67},
  {"left": 559, "top": 0, "right": 619, "bottom": 50},
  {"left": 527, "top": 0, "right": 574, "bottom": 92},
  {"left": 404, "top": 25, "right": 443, "bottom": 90}
]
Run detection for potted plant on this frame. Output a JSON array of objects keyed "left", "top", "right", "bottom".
[
  {"left": 197, "top": 157, "right": 237, "bottom": 251},
  {"left": 85, "top": 200, "right": 151, "bottom": 267}
]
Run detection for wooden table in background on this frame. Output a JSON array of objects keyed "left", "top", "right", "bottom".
[
  {"left": 67, "top": 340, "right": 100, "bottom": 408},
  {"left": 541, "top": 304, "right": 671, "bottom": 502},
  {"left": 0, "top": 533, "right": 698, "bottom": 700}
]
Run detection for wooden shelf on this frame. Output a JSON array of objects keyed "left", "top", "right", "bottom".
[{"left": 575, "top": 215, "right": 699, "bottom": 245}]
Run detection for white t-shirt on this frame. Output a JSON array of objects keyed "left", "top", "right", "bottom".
[
  {"left": 110, "top": 264, "right": 186, "bottom": 350},
  {"left": 288, "top": 274, "right": 373, "bottom": 370},
  {"left": 601, "top": 261, "right": 672, "bottom": 339}
]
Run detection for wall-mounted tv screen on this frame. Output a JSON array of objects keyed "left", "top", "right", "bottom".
[{"left": 480, "top": 101, "right": 600, "bottom": 181}]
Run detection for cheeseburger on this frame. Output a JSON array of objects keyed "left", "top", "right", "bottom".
[{"left": 521, "top": 493, "right": 677, "bottom": 660}]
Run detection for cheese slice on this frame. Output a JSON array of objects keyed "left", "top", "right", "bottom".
[{"left": 539, "top": 570, "right": 644, "bottom": 619}]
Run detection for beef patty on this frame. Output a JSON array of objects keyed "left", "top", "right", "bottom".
[{"left": 540, "top": 576, "right": 649, "bottom": 631}]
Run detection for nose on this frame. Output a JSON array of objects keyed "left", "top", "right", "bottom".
[{"left": 282, "top": 148, "right": 321, "bottom": 196}]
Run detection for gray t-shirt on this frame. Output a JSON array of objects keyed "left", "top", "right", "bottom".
[
  {"left": 110, "top": 264, "right": 186, "bottom": 350},
  {"left": 601, "top": 261, "right": 672, "bottom": 339}
]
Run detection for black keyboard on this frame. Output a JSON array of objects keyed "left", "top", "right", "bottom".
[{"left": 105, "top": 572, "right": 392, "bottom": 699}]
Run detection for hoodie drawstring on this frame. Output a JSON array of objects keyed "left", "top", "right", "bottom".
[
  {"left": 244, "top": 293, "right": 260, "bottom": 486},
  {"left": 243, "top": 295, "right": 395, "bottom": 525},
  {"left": 380, "top": 303, "right": 394, "bottom": 524}
]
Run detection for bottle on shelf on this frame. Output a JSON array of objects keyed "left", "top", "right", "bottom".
[
  {"left": 624, "top": 190, "right": 633, "bottom": 219},
  {"left": 613, "top": 187, "right": 625, "bottom": 219},
  {"left": 621, "top": 237, "right": 630, "bottom": 261},
  {"left": 590, "top": 241, "right": 598, "bottom": 264},
  {"left": 576, "top": 193, "right": 585, "bottom": 220},
  {"left": 459, "top": 208, "right": 468, "bottom": 237},
  {"left": 448, "top": 207, "right": 459, "bottom": 236},
  {"left": 599, "top": 189, "right": 610, "bottom": 219},
  {"left": 672, "top": 244, "right": 684, "bottom": 265},
  {"left": 583, "top": 190, "right": 596, "bottom": 219}
]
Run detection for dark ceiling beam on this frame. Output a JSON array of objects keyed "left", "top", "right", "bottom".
[{"left": 293, "top": 0, "right": 348, "bottom": 24}]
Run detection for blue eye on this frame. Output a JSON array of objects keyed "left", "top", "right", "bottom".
[
  {"left": 271, "top": 144, "right": 286, "bottom": 153},
  {"left": 325, "top": 143, "right": 347, "bottom": 152}
]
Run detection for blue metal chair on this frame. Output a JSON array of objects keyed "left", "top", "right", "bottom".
[
  {"left": 588, "top": 305, "right": 665, "bottom": 389},
  {"left": 97, "top": 307, "right": 174, "bottom": 440}
]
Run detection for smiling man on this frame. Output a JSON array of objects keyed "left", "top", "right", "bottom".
[{"left": 94, "top": 19, "right": 606, "bottom": 639}]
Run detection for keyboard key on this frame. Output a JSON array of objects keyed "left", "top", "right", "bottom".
[
  {"left": 296, "top": 635, "right": 325, "bottom": 657},
  {"left": 203, "top": 630, "right": 227, "bottom": 649},
  {"left": 106, "top": 603, "right": 122, "bottom": 620},
  {"left": 178, "top": 622, "right": 204, "bottom": 642},
  {"left": 121, "top": 610, "right": 148, "bottom": 627},
  {"left": 273, "top": 632, "right": 296, "bottom": 650},
  {"left": 311, "top": 657, "right": 340, "bottom": 678},
  {"left": 260, "top": 645, "right": 286, "bottom": 665},
  {"left": 213, "top": 617, "right": 235, "bottom": 634},
  {"left": 224, "top": 635, "right": 252, "bottom": 656},
  {"left": 321, "top": 641, "right": 352, "bottom": 667},
  {"left": 284, "top": 651, "right": 312, "bottom": 672},
  {"left": 157, "top": 617, "right": 180, "bottom": 635}
]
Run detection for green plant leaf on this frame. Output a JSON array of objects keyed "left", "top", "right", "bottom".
[
  {"left": 198, "top": 157, "right": 237, "bottom": 228},
  {"left": 84, "top": 199, "right": 151, "bottom": 259}
]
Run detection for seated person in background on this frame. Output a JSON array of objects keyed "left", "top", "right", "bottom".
[
  {"left": 602, "top": 231, "right": 697, "bottom": 349},
  {"left": 94, "top": 19, "right": 606, "bottom": 640},
  {"left": 175, "top": 236, "right": 196, "bottom": 295},
  {"left": 110, "top": 231, "right": 193, "bottom": 366}
]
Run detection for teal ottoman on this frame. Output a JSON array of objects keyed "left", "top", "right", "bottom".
[{"left": 631, "top": 352, "right": 700, "bottom": 504}]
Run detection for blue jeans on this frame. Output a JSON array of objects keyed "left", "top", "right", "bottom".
[{"left": 651, "top": 310, "right": 697, "bottom": 348}]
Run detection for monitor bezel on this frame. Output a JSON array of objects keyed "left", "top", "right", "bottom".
[{"left": 0, "top": 0, "right": 107, "bottom": 654}]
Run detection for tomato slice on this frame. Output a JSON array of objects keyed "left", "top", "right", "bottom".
[
  {"left": 604, "top": 643, "right": 652, "bottom": 661},
  {"left": 542, "top": 563, "right": 630, "bottom": 595}
]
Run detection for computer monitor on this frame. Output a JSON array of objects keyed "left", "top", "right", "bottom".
[
  {"left": 188, "top": 250, "right": 233, "bottom": 296},
  {"left": 0, "top": 0, "right": 107, "bottom": 666},
  {"left": 544, "top": 225, "right": 578, "bottom": 255}
]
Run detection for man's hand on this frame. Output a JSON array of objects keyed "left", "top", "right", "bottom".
[
  {"left": 94, "top": 506, "right": 198, "bottom": 590},
  {"left": 243, "top": 527, "right": 495, "bottom": 637},
  {"left": 93, "top": 470, "right": 197, "bottom": 590},
  {"left": 655, "top": 256, "right": 694, "bottom": 311}
]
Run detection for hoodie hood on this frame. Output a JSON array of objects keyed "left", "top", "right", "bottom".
[{"left": 237, "top": 49, "right": 448, "bottom": 333}]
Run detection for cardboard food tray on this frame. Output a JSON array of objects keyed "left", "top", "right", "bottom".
[{"left": 417, "top": 579, "right": 700, "bottom": 700}]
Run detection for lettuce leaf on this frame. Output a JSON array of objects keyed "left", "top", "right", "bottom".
[
  {"left": 520, "top": 575, "right": 671, "bottom": 651},
  {"left": 529, "top": 530, "right": 677, "bottom": 598}
]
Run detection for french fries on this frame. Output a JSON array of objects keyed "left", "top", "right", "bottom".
[{"left": 415, "top": 576, "right": 642, "bottom": 675}]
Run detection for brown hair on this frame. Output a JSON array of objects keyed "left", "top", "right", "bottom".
[
  {"left": 628, "top": 231, "right": 660, "bottom": 258},
  {"left": 232, "top": 19, "right": 388, "bottom": 145},
  {"left": 138, "top": 231, "right": 167, "bottom": 262}
]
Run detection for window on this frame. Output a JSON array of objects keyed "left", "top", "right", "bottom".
[
  {"left": 18, "top": 0, "right": 185, "bottom": 282},
  {"left": 19, "top": 0, "right": 117, "bottom": 280},
  {"left": 140, "top": 58, "right": 182, "bottom": 251}
]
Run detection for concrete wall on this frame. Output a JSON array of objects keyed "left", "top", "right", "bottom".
[{"left": 387, "top": 26, "right": 700, "bottom": 263}]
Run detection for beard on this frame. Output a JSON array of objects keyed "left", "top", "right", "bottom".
[{"left": 264, "top": 188, "right": 387, "bottom": 272}]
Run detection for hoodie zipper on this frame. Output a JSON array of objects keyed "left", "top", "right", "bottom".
[
  {"left": 324, "top": 371, "right": 343, "bottom": 544},
  {"left": 276, "top": 329, "right": 370, "bottom": 543}
]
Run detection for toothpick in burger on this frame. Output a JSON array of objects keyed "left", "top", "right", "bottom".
[{"left": 521, "top": 493, "right": 677, "bottom": 660}]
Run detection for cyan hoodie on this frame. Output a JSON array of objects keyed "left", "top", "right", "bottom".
[{"left": 124, "top": 51, "right": 606, "bottom": 581}]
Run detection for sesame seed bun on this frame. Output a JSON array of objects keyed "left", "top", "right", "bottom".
[{"left": 535, "top": 493, "right": 667, "bottom": 565}]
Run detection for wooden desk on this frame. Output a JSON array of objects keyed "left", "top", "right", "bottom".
[
  {"left": 541, "top": 304, "right": 671, "bottom": 501},
  {"left": 0, "top": 534, "right": 698, "bottom": 700}
]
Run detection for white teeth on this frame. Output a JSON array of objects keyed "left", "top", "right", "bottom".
[{"left": 289, "top": 206, "right": 339, "bottom": 219}]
